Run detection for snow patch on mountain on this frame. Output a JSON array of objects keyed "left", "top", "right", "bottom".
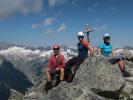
[
  {"left": 0, "top": 46, "right": 132, "bottom": 62},
  {"left": 39, "top": 50, "right": 53, "bottom": 57},
  {"left": 0, "top": 46, "right": 41, "bottom": 56},
  {"left": 66, "top": 49, "right": 78, "bottom": 55},
  {"left": 39, "top": 48, "right": 78, "bottom": 61},
  {"left": 0, "top": 46, "right": 78, "bottom": 61}
]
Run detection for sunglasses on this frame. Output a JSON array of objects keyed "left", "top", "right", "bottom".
[
  {"left": 78, "top": 36, "right": 84, "bottom": 38},
  {"left": 104, "top": 37, "right": 110, "bottom": 40},
  {"left": 53, "top": 48, "right": 59, "bottom": 50}
]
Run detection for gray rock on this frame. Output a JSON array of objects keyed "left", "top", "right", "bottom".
[
  {"left": 125, "top": 77, "right": 133, "bottom": 83},
  {"left": 123, "top": 50, "right": 133, "bottom": 62},
  {"left": 126, "top": 61, "right": 133, "bottom": 68},
  {"left": 26, "top": 56, "right": 125, "bottom": 100},
  {"left": 74, "top": 57, "right": 125, "bottom": 91},
  {"left": 123, "top": 85, "right": 133, "bottom": 95},
  {"left": 130, "top": 94, "right": 133, "bottom": 99},
  {"left": 8, "top": 89, "right": 24, "bottom": 100}
]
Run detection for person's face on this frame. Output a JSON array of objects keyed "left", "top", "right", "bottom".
[
  {"left": 78, "top": 36, "right": 84, "bottom": 42},
  {"left": 104, "top": 37, "right": 110, "bottom": 43},
  {"left": 53, "top": 49, "right": 59, "bottom": 55}
]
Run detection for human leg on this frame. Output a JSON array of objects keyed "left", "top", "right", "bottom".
[
  {"left": 60, "top": 68, "right": 64, "bottom": 81},
  {"left": 45, "top": 68, "right": 51, "bottom": 81}
]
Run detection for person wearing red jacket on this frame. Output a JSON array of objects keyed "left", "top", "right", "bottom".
[{"left": 45, "top": 44, "right": 65, "bottom": 84}]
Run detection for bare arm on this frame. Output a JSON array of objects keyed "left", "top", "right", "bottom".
[
  {"left": 97, "top": 48, "right": 101, "bottom": 55},
  {"left": 87, "top": 45, "right": 94, "bottom": 56},
  {"left": 46, "top": 57, "right": 52, "bottom": 70},
  {"left": 112, "top": 50, "right": 115, "bottom": 57},
  {"left": 81, "top": 40, "right": 94, "bottom": 56}
]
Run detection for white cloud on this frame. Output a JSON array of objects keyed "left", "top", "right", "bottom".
[
  {"left": 94, "top": 24, "right": 107, "bottom": 31},
  {"left": 57, "top": 23, "right": 66, "bottom": 32},
  {"left": 45, "top": 28, "right": 54, "bottom": 34},
  {"left": 88, "top": 1, "right": 98, "bottom": 13},
  {"left": 94, "top": 1, "right": 98, "bottom": 8},
  {"left": 88, "top": 7, "right": 93, "bottom": 13},
  {"left": 48, "top": 0, "right": 66, "bottom": 7},
  {"left": 100, "top": 25, "right": 107, "bottom": 30},
  {"left": 32, "top": 24, "right": 40, "bottom": 29},
  {"left": 44, "top": 17, "right": 55, "bottom": 26},
  {"left": 0, "top": 0, "right": 43, "bottom": 21},
  {"left": 109, "top": 6, "right": 115, "bottom": 11},
  {"left": 72, "top": 0, "right": 78, "bottom": 6},
  {"left": 32, "top": 17, "right": 55, "bottom": 29}
]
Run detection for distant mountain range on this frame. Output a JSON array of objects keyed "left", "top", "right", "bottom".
[{"left": 123, "top": 46, "right": 133, "bottom": 50}]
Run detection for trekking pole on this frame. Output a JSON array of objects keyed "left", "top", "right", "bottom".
[{"left": 83, "top": 24, "right": 94, "bottom": 42}]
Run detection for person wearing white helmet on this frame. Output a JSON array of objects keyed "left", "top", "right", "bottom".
[
  {"left": 77, "top": 31, "right": 84, "bottom": 37},
  {"left": 103, "top": 33, "right": 110, "bottom": 37},
  {"left": 103, "top": 33, "right": 111, "bottom": 45},
  {"left": 77, "top": 31, "right": 93, "bottom": 57},
  {"left": 65, "top": 31, "right": 93, "bottom": 82},
  {"left": 97, "top": 33, "right": 130, "bottom": 77}
]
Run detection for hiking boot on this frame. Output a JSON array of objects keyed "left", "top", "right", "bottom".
[
  {"left": 45, "top": 81, "right": 52, "bottom": 94},
  {"left": 71, "top": 65, "right": 78, "bottom": 75},
  {"left": 122, "top": 71, "right": 131, "bottom": 77},
  {"left": 66, "top": 74, "right": 73, "bottom": 83}
]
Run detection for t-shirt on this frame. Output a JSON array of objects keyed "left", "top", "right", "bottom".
[
  {"left": 78, "top": 40, "right": 89, "bottom": 59},
  {"left": 98, "top": 43, "right": 112, "bottom": 57},
  {"left": 48, "top": 53, "right": 65, "bottom": 69}
]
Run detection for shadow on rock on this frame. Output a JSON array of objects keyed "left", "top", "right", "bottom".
[
  {"left": 64, "top": 63, "right": 82, "bottom": 83},
  {"left": 91, "top": 86, "right": 124, "bottom": 99},
  {"left": 0, "top": 56, "right": 33, "bottom": 100}
]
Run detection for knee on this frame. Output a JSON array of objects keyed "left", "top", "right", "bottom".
[
  {"left": 118, "top": 60, "right": 122, "bottom": 64},
  {"left": 118, "top": 60, "right": 124, "bottom": 65},
  {"left": 45, "top": 68, "right": 50, "bottom": 74}
]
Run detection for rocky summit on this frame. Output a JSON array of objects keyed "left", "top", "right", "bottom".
[{"left": 24, "top": 54, "right": 133, "bottom": 100}]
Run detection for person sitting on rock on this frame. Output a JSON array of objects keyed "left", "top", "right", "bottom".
[
  {"left": 65, "top": 31, "right": 94, "bottom": 82},
  {"left": 97, "top": 33, "right": 130, "bottom": 77},
  {"left": 45, "top": 44, "right": 65, "bottom": 87}
]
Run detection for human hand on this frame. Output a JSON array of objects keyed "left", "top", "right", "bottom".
[{"left": 56, "top": 67, "right": 60, "bottom": 71}]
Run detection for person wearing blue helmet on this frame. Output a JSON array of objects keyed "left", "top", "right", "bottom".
[{"left": 97, "top": 33, "right": 130, "bottom": 77}]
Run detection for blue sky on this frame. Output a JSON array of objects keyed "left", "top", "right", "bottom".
[{"left": 0, "top": 0, "right": 133, "bottom": 48}]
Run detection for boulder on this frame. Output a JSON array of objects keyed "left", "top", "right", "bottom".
[{"left": 26, "top": 56, "right": 125, "bottom": 100}]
